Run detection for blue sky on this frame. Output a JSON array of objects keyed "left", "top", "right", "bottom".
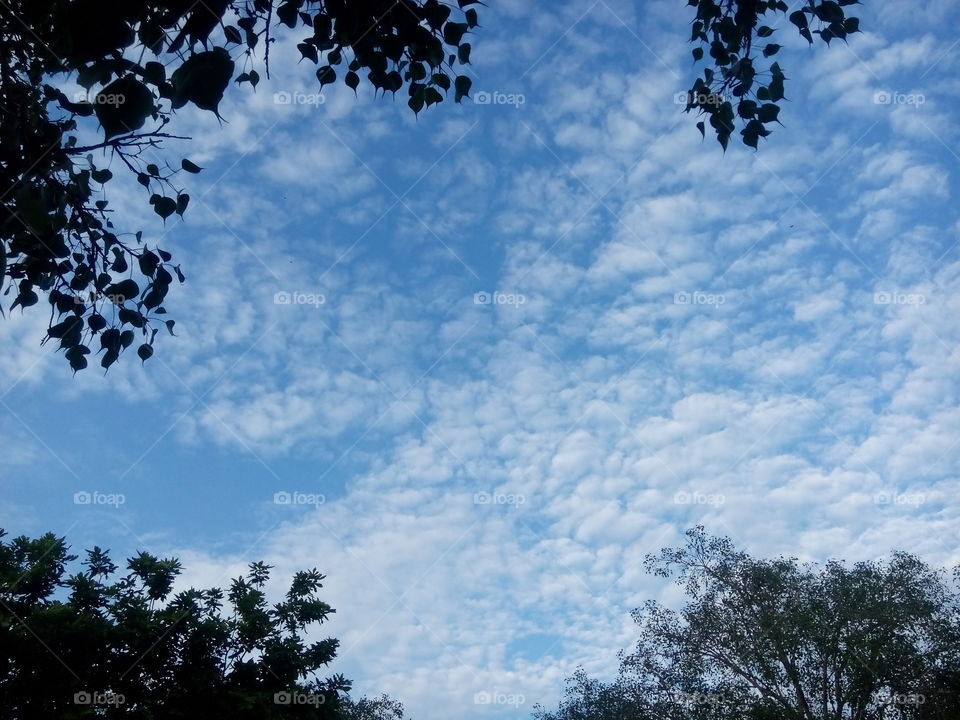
[{"left": 3, "top": 0, "right": 960, "bottom": 718}]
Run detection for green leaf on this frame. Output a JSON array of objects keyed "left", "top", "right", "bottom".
[
  {"left": 95, "top": 75, "right": 156, "bottom": 140},
  {"left": 105, "top": 279, "right": 139, "bottom": 303},
  {"left": 762, "top": 43, "right": 781, "bottom": 57},
  {"left": 143, "top": 61, "right": 166, "bottom": 85},
  {"left": 768, "top": 76, "right": 784, "bottom": 101},
  {"left": 410, "top": 62, "right": 427, "bottom": 81},
  {"left": 13, "top": 288, "right": 39, "bottom": 309},
  {"left": 91, "top": 169, "right": 113, "bottom": 184},
  {"left": 757, "top": 103, "right": 780, "bottom": 123},
  {"left": 277, "top": 1, "right": 298, "bottom": 28},
  {"left": 66, "top": 345, "right": 89, "bottom": 372},
  {"left": 744, "top": 118, "right": 771, "bottom": 138},
  {"left": 170, "top": 48, "right": 234, "bottom": 115},
  {"left": 118, "top": 308, "right": 145, "bottom": 328},
  {"left": 317, "top": 66, "right": 336, "bottom": 87},
  {"left": 224, "top": 25, "right": 242, "bottom": 44},
  {"left": 408, "top": 90, "right": 425, "bottom": 114},
  {"left": 139, "top": 19, "right": 164, "bottom": 53},
  {"left": 443, "top": 21, "right": 468, "bottom": 46},
  {"left": 181, "top": 159, "right": 203, "bottom": 173},
  {"left": 298, "top": 42, "right": 318, "bottom": 63},
  {"left": 138, "top": 250, "right": 160, "bottom": 277},
  {"left": 137, "top": 343, "right": 154, "bottom": 363},
  {"left": 101, "top": 350, "right": 119, "bottom": 369},
  {"left": 151, "top": 196, "right": 177, "bottom": 220},
  {"left": 48, "top": 316, "right": 82, "bottom": 339},
  {"left": 88, "top": 314, "right": 107, "bottom": 332},
  {"left": 817, "top": 1, "right": 845, "bottom": 22},
  {"left": 454, "top": 75, "right": 471, "bottom": 102}
]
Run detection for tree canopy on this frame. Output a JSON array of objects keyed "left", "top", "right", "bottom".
[
  {"left": 534, "top": 527, "right": 960, "bottom": 720},
  {"left": 0, "top": 528, "right": 406, "bottom": 719},
  {"left": 0, "top": 0, "right": 859, "bottom": 371}
]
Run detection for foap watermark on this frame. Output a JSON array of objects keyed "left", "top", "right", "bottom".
[
  {"left": 274, "top": 290, "right": 325, "bottom": 308},
  {"left": 474, "top": 290, "right": 526, "bottom": 307},
  {"left": 74, "top": 491, "right": 125, "bottom": 507},
  {"left": 872, "top": 691, "right": 925, "bottom": 706},
  {"left": 74, "top": 691, "right": 125, "bottom": 707},
  {"left": 873, "top": 90, "right": 925, "bottom": 107},
  {"left": 274, "top": 90, "right": 325, "bottom": 106},
  {"left": 874, "top": 491, "right": 925, "bottom": 507},
  {"left": 675, "top": 90, "right": 729, "bottom": 107},
  {"left": 674, "top": 491, "right": 725, "bottom": 507},
  {"left": 274, "top": 691, "right": 326, "bottom": 706},
  {"left": 274, "top": 491, "right": 326, "bottom": 507},
  {"left": 474, "top": 691, "right": 525, "bottom": 708},
  {"left": 73, "top": 91, "right": 126, "bottom": 107},
  {"left": 73, "top": 290, "right": 127, "bottom": 306},
  {"left": 874, "top": 291, "right": 925, "bottom": 306},
  {"left": 473, "top": 90, "right": 525, "bottom": 108},
  {"left": 473, "top": 491, "right": 525, "bottom": 507},
  {"left": 674, "top": 291, "right": 725, "bottom": 307}
]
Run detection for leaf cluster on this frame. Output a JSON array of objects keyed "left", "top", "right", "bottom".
[
  {"left": 537, "top": 527, "right": 960, "bottom": 720},
  {"left": 684, "top": 0, "right": 861, "bottom": 149},
  {"left": 0, "top": 0, "right": 479, "bottom": 370},
  {"left": 0, "top": 528, "right": 370, "bottom": 718}
]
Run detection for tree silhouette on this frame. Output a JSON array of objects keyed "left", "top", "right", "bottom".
[
  {"left": 534, "top": 527, "right": 960, "bottom": 720},
  {"left": 0, "top": 528, "right": 406, "bottom": 719}
]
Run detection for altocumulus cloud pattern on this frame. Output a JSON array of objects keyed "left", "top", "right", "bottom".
[{"left": 2, "top": 1, "right": 960, "bottom": 719}]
